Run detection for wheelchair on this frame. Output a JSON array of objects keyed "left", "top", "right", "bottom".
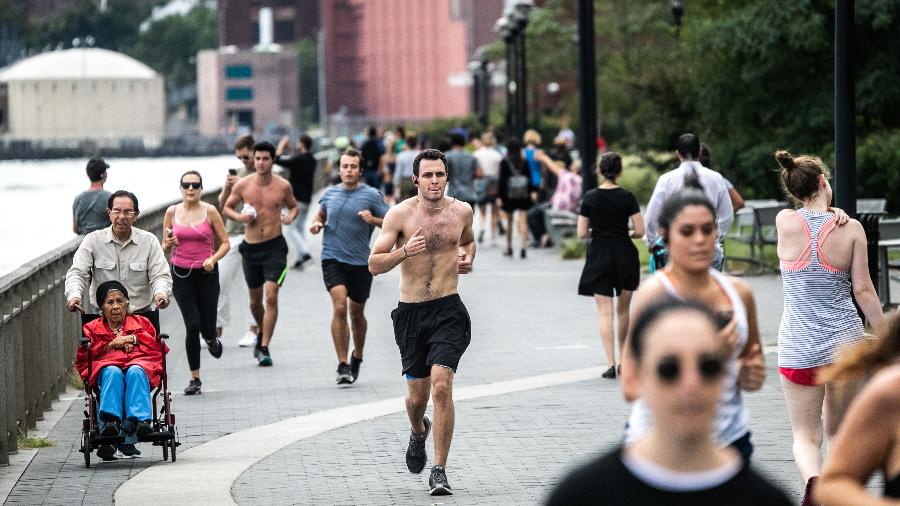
[{"left": 77, "top": 321, "right": 179, "bottom": 468}]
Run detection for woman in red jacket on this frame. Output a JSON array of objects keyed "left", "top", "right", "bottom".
[{"left": 75, "top": 280, "right": 168, "bottom": 459}]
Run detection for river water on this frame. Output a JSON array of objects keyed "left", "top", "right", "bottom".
[{"left": 0, "top": 155, "right": 237, "bottom": 277}]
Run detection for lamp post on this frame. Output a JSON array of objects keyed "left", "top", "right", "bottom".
[
  {"left": 511, "top": 2, "right": 531, "bottom": 136},
  {"left": 834, "top": 0, "right": 855, "bottom": 217},
  {"left": 577, "top": 0, "right": 598, "bottom": 193},
  {"left": 496, "top": 2, "right": 532, "bottom": 138},
  {"left": 672, "top": 0, "right": 684, "bottom": 37},
  {"left": 496, "top": 16, "right": 515, "bottom": 136}
]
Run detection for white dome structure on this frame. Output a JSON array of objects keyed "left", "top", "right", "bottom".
[{"left": 0, "top": 48, "right": 165, "bottom": 147}]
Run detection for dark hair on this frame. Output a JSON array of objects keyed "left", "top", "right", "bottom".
[
  {"left": 86, "top": 158, "right": 108, "bottom": 182},
  {"left": 107, "top": 190, "right": 139, "bottom": 213},
  {"left": 699, "top": 143, "right": 712, "bottom": 169},
  {"left": 629, "top": 297, "right": 719, "bottom": 360},
  {"left": 598, "top": 151, "right": 622, "bottom": 180},
  {"left": 658, "top": 188, "right": 716, "bottom": 244},
  {"left": 449, "top": 132, "right": 466, "bottom": 148},
  {"left": 340, "top": 147, "right": 363, "bottom": 168},
  {"left": 234, "top": 135, "right": 255, "bottom": 151},
  {"left": 253, "top": 141, "right": 276, "bottom": 158},
  {"left": 676, "top": 133, "right": 701, "bottom": 160},
  {"left": 405, "top": 134, "right": 418, "bottom": 148},
  {"left": 413, "top": 149, "right": 448, "bottom": 177},
  {"left": 395, "top": 125, "right": 407, "bottom": 138},
  {"left": 299, "top": 134, "right": 313, "bottom": 151},
  {"left": 367, "top": 126, "right": 377, "bottom": 137},
  {"left": 505, "top": 137, "right": 525, "bottom": 173},
  {"left": 180, "top": 170, "right": 203, "bottom": 187},
  {"left": 774, "top": 150, "right": 830, "bottom": 205}
]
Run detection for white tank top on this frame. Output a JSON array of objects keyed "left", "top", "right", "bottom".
[{"left": 625, "top": 269, "right": 750, "bottom": 446}]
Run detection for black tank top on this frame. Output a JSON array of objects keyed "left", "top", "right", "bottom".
[{"left": 886, "top": 473, "right": 900, "bottom": 498}]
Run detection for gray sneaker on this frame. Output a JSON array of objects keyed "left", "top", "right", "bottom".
[
  {"left": 336, "top": 363, "right": 353, "bottom": 385},
  {"left": 405, "top": 415, "right": 431, "bottom": 474},
  {"left": 428, "top": 465, "right": 452, "bottom": 496}
]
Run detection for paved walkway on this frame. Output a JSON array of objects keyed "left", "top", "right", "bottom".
[{"left": 3, "top": 218, "right": 894, "bottom": 504}]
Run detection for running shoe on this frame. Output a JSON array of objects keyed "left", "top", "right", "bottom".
[
  {"left": 293, "top": 253, "right": 313, "bottom": 270},
  {"left": 405, "top": 415, "right": 431, "bottom": 474},
  {"left": 428, "top": 465, "right": 452, "bottom": 496},
  {"left": 253, "top": 332, "right": 262, "bottom": 359},
  {"left": 184, "top": 378, "right": 202, "bottom": 395},
  {"left": 257, "top": 346, "right": 273, "bottom": 367},
  {"left": 136, "top": 420, "right": 153, "bottom": 438},
  {"left": 205, "top": 338, "right": 223, "bottom": 358},
  {"left": 238, "top": 330, "right": 257, "bottom": 347},
  {"left": 100, "top": 419, "right": 121, "bottom": 437},
  {"left": 117, "top": 444, "right": 141, "bottom": 458},
  {"left": 336, "top": 363, "right": 353, "bottom": 385},
  {"left": 601, "top": 366, "right": 616, "bottom": 379},
  {"left": 350, "top": 353, "right": 363, "bottom": 383},
  {"left": 97, "top": 444, "right": 117, "bottom": 461}
]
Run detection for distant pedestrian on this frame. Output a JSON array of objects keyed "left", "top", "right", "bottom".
[
  {"left": 472, "top": 131, "right": 504, "bottom": 245},
  {"left": 644, "top": 133, "right": 733, "bottom": 270},
  {"left": 577, "top": 152, "right": 643, "bottom": 378},
  {"left": 162, "top": 171, "right": 230, "bottom": 395},
  {"left": 275, "top": 134, "right": 317, "bottom": 270},
  {"left": 73, "top": 158, "right": 112, "bottom": 235},
  {"left": 369, "top": 148, "right": 476, "bottom": 496},
  {"left": 309, "top": 148, "right": 389, "bottom": 385},
  {"left": 526, "top": 151, "right": 581, "bottom": 248},
  {"left": 621, "top": 182, "right": 766, "bottom": 465},
  {"left": 699, "top": 143, "right": 744, "bottom": 212},
  {"left": 360, "top": 126, "right": 386, "bottom": 191},
  {"left": 773, "top": 150, "right": 885, "bottom": 504},
  {"left": 523, "top": 129, "right": 546, "bottom": 200},
  {"left": 498, "top": 137, "right": 537, "bottom": 258},
  {"left": 394, "top": 134, "right": 420, "bottom": 202},
  {"left": 556, "top": 114, "right": 575, "bottom": 149},
  {"left": 445, "top": 132, "right": 481, "bottom": 209},
  {"left": 548, "top": 298, "right": 792, "bottom": 505},
  {"left": 217, "top": 135, "right": 261, "bottom": 348},
  {"left": 223, "top": 141, "right": 300, "bottom": 367},
  {"left": 816, "top": 311, "right": 900, "bottom": 505}
]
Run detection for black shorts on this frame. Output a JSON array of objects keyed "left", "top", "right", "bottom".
[
  {"left": 239, "top": 235, "right": 288, "bottom": 289},
  {"left": 391, "top": 294, "right": 471, "bottom": 378},
  {"left": 322, "top": 259, "right": 373, "bottom": 302}
]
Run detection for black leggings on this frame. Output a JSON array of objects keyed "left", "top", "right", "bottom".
[{"left": 171, "top": 265, "right": 220, "bottom": 371}]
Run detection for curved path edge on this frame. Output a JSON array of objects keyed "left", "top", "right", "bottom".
[{"left": 114, "top": 366, "right": 605, "bottom": 505}]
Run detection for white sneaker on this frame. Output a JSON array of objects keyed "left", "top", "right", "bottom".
[{"left": 237, "top": 331, "right": 257, "bottom": 347}]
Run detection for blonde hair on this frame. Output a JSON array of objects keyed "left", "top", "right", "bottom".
[
  {"left": 820, "top": 312, "right": 900, "bottom": 383},
  {"left": 523, "top": 129, "right": 541, "bottom": 146}
]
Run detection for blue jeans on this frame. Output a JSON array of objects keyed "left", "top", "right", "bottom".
[{"left": 98, "top": 365, "right": 152, "bottom": 443}]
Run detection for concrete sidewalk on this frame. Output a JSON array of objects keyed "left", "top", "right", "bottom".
[{"left": 3, "top": 218, "right": 894, "bottom": 504}]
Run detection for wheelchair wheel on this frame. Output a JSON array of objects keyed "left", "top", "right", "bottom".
[
  {"left": 169, "top": 437, "right": 176, "bottom": 462},
  {"left": 82, "top": 432, "right": 92, "bottom": 468},
  {"left": 162, "top": 436, "right": 169, "bottom": 461}
]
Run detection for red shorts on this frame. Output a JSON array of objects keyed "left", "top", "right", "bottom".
[{"left": 779, "top": 366, "right": 822, "bottom": 386}]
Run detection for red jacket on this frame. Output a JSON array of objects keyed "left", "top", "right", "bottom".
[{"left": 75, "top": 315, "right": 168, "bottom": 388}]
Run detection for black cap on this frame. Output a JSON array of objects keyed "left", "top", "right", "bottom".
[{"left": 96, "top": 280, "right": 128, "bottom": 306}]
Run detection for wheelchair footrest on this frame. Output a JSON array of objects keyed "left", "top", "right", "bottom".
[
  {"left": 140, "top": 431, "right": 174, "bottom": 443},
  {"left": 91, "top": 433, "right": 125, "bottom": 444}
]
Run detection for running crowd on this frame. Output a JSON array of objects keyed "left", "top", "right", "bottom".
[{"left": 63, "top": 126, "right": 898, "bottom": 504}]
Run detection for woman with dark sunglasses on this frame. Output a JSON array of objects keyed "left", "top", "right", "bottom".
[
  {"left": 162, "top": 170, "right": 230, "bottom": 395},
  {"left": 620, "top": 181, "right": 767, "bottom": 466},
  {"left": 547, "top": 298, "right": 791, "bottom": 505}
]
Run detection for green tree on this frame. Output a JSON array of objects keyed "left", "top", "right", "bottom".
[
  {"left": 26, "top": 0, "right": 153, "bottom": 52},
  {"left": 294, "top": 37, "right": 320, "bottom": 128}
]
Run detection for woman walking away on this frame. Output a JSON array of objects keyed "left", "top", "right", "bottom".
[
  {"left": 815, "top": 312, "right": 900, "bottom": 505},
  {"left": 577, "top": 152, "right": 644, "bottom": 378},
  {"left": 498, "top": 137, "right": 538, "bottom": 258},
  {"left": 162, "top": 171, "right": 230, "bottom": 395},
  {"left": 620, "top": 182, "right": 767, "bottom": 466},
  {"left": 547, "top": 298, "right": 792, "bottom": 505},
  {"left": 773, "top": 151, "right": 885, "bottom": 504}
]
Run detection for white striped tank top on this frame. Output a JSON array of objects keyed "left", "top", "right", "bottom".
[
  {"left": 625, "top": 269, "right": 750, "bottom": 446},
  {"left": 778, "top": 208, "right": 865, "bottom": 368}
]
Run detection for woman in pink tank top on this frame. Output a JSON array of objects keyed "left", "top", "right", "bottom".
[{"left": 161, "top": 170, "right": 230, "bottom": 396}]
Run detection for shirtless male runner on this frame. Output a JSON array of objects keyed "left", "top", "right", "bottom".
[
  {"left": 369, "top": 148, "right": 475, "bottom": 496},
  {"left": 223, "top": 141, "right": 299, "bottom": 366}
]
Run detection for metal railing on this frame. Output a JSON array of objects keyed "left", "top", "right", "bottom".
[{"left": 0, "top": 151, "right": 331, "bottom": 466}]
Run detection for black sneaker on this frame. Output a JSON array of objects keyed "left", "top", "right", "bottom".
[
  {"left": 136, "top": 420, "right": 153, "bottom": 438},
  {"left": 293, "top": 253, "right": 312, "bottom": 270},
  {"left": 253, "top": 332, "right": 263, "bottom": 359},
  {"left": 601, "top": 366, "right": 616, "bottom": 379},
  {"left": 405, "top": 415, "right": 431, "bottom": 474},
  {"left": 257, "top": 346, "right": 273, "bottom": 366},
  {"left": 184, "top": 378, "right": 202, "bottom": 395},
  {"left": 429, "top": 465, "right": 452, "bottom": 496},
  {"left": 117, "top": 443, "right": 141, "bottom": 458},
  {"left": 350, "top": 353, "right": 363, "bottom": 383},
  {"left": 336, "top": 363, "right": 353, "bottom": 385},
  {"left": 97, "top": 444, "right": 117, "bottom": 461},
  {"left": 205, "top": 338, "right": 223, "bottom": 359},
  {"left": 100, "top": 419, "right": 121, "bottom": 437}
]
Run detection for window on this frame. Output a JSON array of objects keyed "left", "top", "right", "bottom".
[
  {"left": 225, "top": 65, "right": 253, "bottom": 79},
  {"left": 274, "top": 20, "right": 294, "bottom": 42},
  {"left": 226, "top": 87, "right": 253, "bottom": 101}
]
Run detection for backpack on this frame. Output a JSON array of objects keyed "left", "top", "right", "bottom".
[{"left": 505, "top": 158, "right": 530, "bottom": 200}]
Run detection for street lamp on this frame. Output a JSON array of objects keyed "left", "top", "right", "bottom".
[
  {"left": 495, "top": 15, "right": 516, "bottom": 135},
  {"left": 672, "top": 0, "right": 684, "bottom": 35},
  {"left": 496, "top": 1, "right": 532, "bottom": 137}
]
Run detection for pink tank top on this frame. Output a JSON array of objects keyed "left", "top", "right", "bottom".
[{"left": 171, "top": 204, "right": 215, "bottom": 269}]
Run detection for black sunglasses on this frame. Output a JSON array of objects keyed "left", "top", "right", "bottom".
[
  {"left": 180, "top": 182, "right": 202, "bottom": 190},
  {"left": 656, "top": 353, "right": 724, "bottom": 384}
]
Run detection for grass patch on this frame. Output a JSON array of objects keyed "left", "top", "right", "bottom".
[
  {"left": 17, "top": 436, "right": 54, "bottom": 448},
  {"left": 67, "top": 366, "right": 84, "bottom": 390},
  {"left": 560, "top": 237, "right": 586, "bottom": 259}
]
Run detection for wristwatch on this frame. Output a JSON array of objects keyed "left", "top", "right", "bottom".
[{"left": 131, "top": 335, "right": 138, "bottom": 345}]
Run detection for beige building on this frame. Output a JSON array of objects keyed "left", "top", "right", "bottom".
[
  {"left": 196, "top": 47, "right": 298, "bottom": 137},
  {"left": 0, "top": 48, "right": 165, "bottom": 148}
]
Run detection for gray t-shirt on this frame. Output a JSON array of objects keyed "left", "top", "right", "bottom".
[
  {"left": 318, "top": 184, "right": 390, "bottom": 266},
  {"left": 72, "top": 189, "right": 111, "bottom": 235},
  {"left": 395, "top": 149, "right": 419, "bottom": 179},
  {"left": 445, "top": 149, "right": 479, "bottom": 203}
]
